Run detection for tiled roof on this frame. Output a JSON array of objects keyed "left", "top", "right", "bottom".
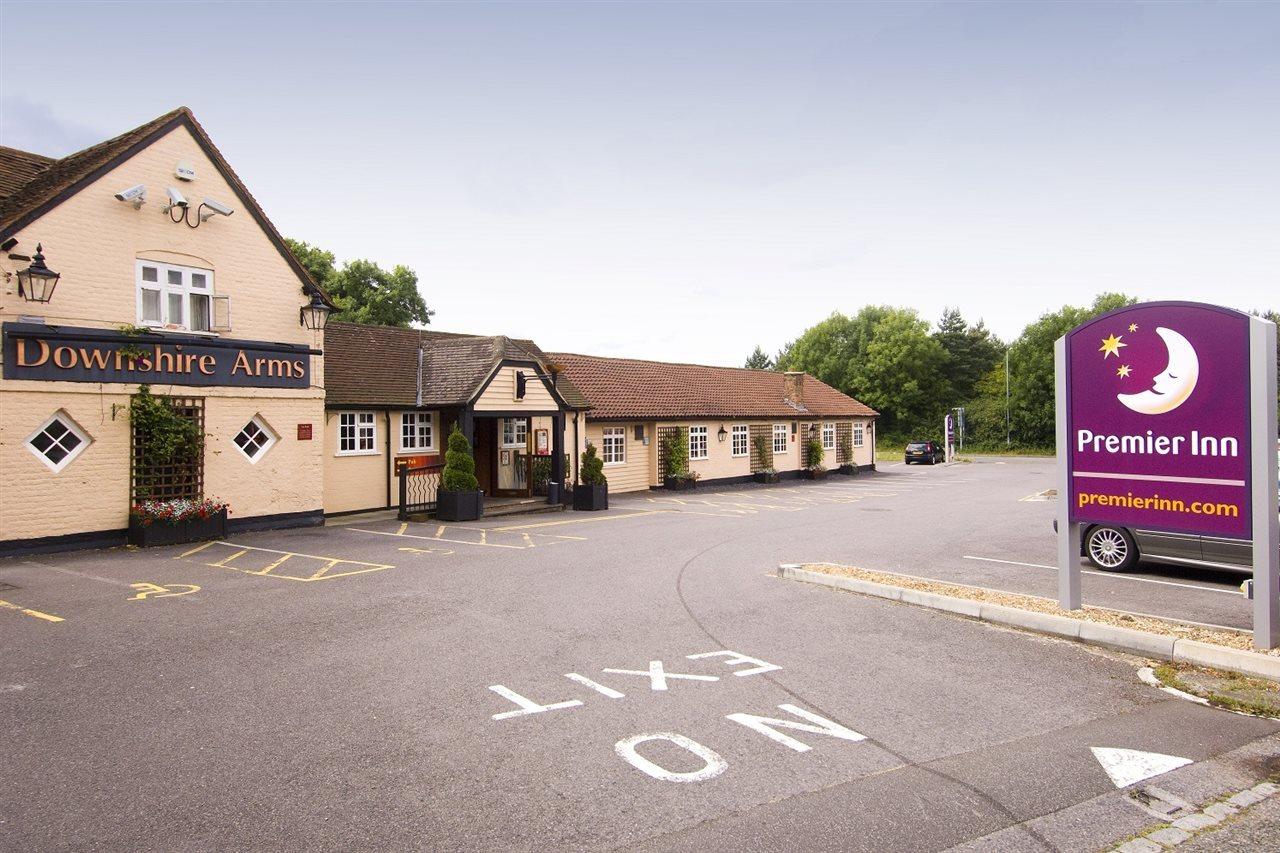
[
  {"left": 544, "top": 352, "right": 878, "bottom": 421},
  {"left": 324, "top": 322, "right": 589, "bottom": 410},
  {"left": 0, "top": 107, "right": 330, "bottom": 305},
  {"left": 0, "top": 146, "right": 55, "bottom": 202}
]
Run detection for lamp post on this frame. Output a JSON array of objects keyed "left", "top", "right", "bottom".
[
  {"left": 299, "top": 292, "right": 332, "bottom": 330},
  {"left": 16, "top": 244, "right": 60, "bottom": 303}
]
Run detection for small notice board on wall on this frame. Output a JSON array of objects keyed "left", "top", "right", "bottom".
[{"left": 534, "top": 429, "right": 550, "bottom": 456}]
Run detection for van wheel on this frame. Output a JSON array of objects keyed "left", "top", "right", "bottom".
[{"left": 1085, "top": 525, "right": 1138, "bottom": 571}]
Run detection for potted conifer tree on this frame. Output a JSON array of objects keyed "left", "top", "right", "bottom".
[
  {"left": 573, "top": 441, "right": 609, "bottom": 511},
  {"left": 437, "top": 424, "right": 484, "bottom": 521}
]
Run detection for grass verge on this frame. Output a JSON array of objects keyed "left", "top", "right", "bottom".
[{"left": 1154, "top": 662, "right": 1280, "bottom": 718}]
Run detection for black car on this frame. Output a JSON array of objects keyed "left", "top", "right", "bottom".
[{"left": 905, "top": 441, "right": 945, "bottom": 465}]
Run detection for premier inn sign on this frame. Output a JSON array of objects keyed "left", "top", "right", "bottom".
[{"left": 2, "top": 323, "right": 317, "bottom": 389}]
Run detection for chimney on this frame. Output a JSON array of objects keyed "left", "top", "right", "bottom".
[{"left": 783, "top": 371, "right": 805, "bottom": 407}]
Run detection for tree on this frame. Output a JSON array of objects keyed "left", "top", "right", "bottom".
[
  {"left": 442, "top": 424, "right": 478, "bottom": 492},
  {"left": 744, "top": 345, "right": 774, "bottom": 370},
  {"left": 992, "top": 292, "right": 1135, "bottom": 448},
  {"left": 933, "top": 307, "right": 1004, "bottom": 409},
  {"left": 285, "top": 238, "right": 433, "bottom": 328}
]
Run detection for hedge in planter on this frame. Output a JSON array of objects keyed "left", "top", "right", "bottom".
[
  {"left": 752, "top": 434, "right": 779, "bottom": 483},
  {"left": 573, "top": 442, "right": 609, "bottom": 511},
  {"left": 803, "top": 438, "right": 828, "bottom": 480},
  {"left": 662, "top": 428, "right": 699, "bottom": 490},
  {"left": 837, "top": 434, "right": 857, "bottom": 475},
  {"left": 438, "top": 424, "right": 484, "bottom": 522}
]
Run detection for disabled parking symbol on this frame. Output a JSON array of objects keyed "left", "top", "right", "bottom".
[{"left": 128, "top": 582, "right": 201, "bottom": 601}]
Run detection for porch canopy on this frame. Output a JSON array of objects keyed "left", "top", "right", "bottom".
[{"left": 325, "top": 322, "right": 590, "bottom": 503}]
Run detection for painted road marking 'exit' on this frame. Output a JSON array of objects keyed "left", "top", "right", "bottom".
[{"left": 486, "top": 649, "right": 868, "bottom": 783}]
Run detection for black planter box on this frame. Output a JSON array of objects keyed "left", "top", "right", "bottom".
[
  {"left": 128, "top": 508, "right": 227, "bottom": 548},
  {"left": 803, "top": 468, "right": 829, "bottom": 480},
  {"left": 573, "top": 483, "right": 609, "bottom": 511},
  {"left": 754, "top": 471, "right": 780, "bottom": 484},
  {"left": 437, "top": 489, "right": 484, "bottom": 522},
  {"left": 663, "top": 476, "right": 697, "bottom": 491},
  {"left": 837, "top": 464, "right": 858, "bottom": 476}
]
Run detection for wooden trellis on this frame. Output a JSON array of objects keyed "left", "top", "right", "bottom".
[
  {"left": 131, "top": 395, "right": 205, "bottom": 504},
  {"left": 749, "top": 423, "right": 772, "bottom": 472},
  {"left": 655, "top": 426, "right": 681, "bottom": 483},
  {"left": 837, "top": 422, "right": 854, "bottom": 465}
]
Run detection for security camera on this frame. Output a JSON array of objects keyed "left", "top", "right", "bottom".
[
  {"left": 200, "top": 197, "right": 234, "bottom": 218},
  {"left": 163, "top": 186, "right": 188, "bottom": 211},
  {"left": 114, "top": 184, "right": 146, "bottom": 208}
]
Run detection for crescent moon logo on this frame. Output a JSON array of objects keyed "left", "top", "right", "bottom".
[{"left": 1116, "top": 327, "right": 1199, "bottom": 415}]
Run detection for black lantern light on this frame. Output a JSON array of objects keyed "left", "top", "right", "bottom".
[
  {"left": 299, "top": 292, "right": 332, "bottom": 330},
  {"left": 16, "top": 243, "right": 60, "bottom": 303},
  {"left": 717, "top": 425, "right": 728, "bottom": 442}
]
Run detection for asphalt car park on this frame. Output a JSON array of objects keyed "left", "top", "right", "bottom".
[{"left": 2, "top": 460, "right": 1276, "bottom": 850}]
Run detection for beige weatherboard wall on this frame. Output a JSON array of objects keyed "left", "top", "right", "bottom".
[{"left": 0, "top": 109, "right": 327, "bottom": 552}]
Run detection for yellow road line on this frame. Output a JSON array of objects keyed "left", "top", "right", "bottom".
[
  {"left": 397, "top": 522, "right": 409, "bottom": 535},
  {"left": 493, "top": 510, "right": 665, "bottom": 531},
  {"left": 180, "top": 541, "right": 217, "bottom": 558},
  {"left": 0, "top": 599, "right": 64, "bottom": 623},
  {"left": 349, "top": 527, "right": 527, "bottom": 549},
  {"left": 200, "top": 541, "right": 392, "bottom": 568},
  {"left": 209, "top": 549, "right": 250, "bottom": 568}
]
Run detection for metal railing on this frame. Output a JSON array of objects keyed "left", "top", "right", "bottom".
[{"left": 398, "top": 463, "right": 444, "bottom": 520}]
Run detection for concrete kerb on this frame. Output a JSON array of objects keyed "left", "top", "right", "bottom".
[{"left": 777, "top": 564, "right": 1280, "bottom": 682}]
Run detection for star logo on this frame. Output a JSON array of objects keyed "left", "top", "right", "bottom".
[
  {"left": 1116, "top": 364, "right": 1131, "bottom": 378},
  {"left": 1099, "top": 333, "right": 1127, "bottom": 359},
  {"left": 1128, "top": 323, "right": 1139, "bottom": 332}
]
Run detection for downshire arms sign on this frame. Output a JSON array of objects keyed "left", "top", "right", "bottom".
[{"left": 2, "top": 323, "right": 316, "bottom": 389}]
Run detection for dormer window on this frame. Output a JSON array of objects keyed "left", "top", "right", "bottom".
[{"left": 136, "top": 260, "right": 215, "bottom": 332}]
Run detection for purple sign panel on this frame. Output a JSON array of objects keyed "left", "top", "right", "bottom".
[{"left": 1067, "top": 302, "right": 1251, "bottom": 540}]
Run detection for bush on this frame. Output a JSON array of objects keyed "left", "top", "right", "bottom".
[
  {"left": 663, "top": 427, "right": 690, "bottom": 479},
  {"left": 442, "top": 424, "right": 479, "bottom": 492},
  {"left": 580, "top": 441, "right": 607, "bottom": 486},
  {"left": 806, "top": 438, "right": 825, "bottom": 470},
  {"left": 753, "top": 433, "right": 775, "bottom": 473}
]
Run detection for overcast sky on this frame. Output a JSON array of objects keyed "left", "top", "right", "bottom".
[{"left": 2, "top": 1, "right": 1277, "bottom": 365}]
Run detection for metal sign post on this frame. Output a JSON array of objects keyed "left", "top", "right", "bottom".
[
  {"left": 1055, "top": 336, "right": 1081, "bottom": 609},
  {"left": 1249, "top": 315, "right": 1279, "bottom": 648}
]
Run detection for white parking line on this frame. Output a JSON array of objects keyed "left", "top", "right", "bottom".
[{"left": 961, "top": 555, "right": 1241, "bottom": 596}]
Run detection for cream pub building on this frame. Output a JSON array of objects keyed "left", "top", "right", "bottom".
[{"left": 0, "top": 108, "right": 333, "bottom": 555}]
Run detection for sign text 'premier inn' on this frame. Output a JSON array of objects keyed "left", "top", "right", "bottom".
[
  {"left": 2, "top": 323, "right": 314, "bottom": 390},
  {"left": 1067, "top": 302, "right": 1251, "bottom": 540}
]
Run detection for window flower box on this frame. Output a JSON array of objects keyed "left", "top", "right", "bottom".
[{"left": 128, "top": 498, "right": 228, "bottom": 548}]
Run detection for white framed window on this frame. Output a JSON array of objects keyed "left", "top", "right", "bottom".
[
  {"left": 853, "top": 423, "right": 865, "bottom": 447},
  {"left": 338, "top": 411, "right": 377, "bottom": 455},
  {"left": 400, "top": 412, "right": 435, "bottom": 452},
  {"left": 822, "top": 422, "right": 836, "bottom": 451},
  {"left": 688, "top": 425, "right": 708, "bottom": 460},
  {"left": 26, "top": 411, "right": 91, "bottom": 473},
  {"left": 233, "top": 416, "right": 278, "bottom": 464},
  {"left": 502, "top": 418, "right": 528, "bottom": 448},
  {"left": 136, "top": 260, "right": 216, "bottom": 332},
  {"left": 601, "top": 426, "right": 626, "bottom": 465},
  {"left": 772, "top": 423, "right": 789, "bottom": 454},
  {"left": 731, "top": 424, "right": 749, "bottom": 457}
]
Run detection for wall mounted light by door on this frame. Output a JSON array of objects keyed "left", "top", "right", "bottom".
[{"left": 717, "top": 425, "right": 727, "bottom": 442}]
